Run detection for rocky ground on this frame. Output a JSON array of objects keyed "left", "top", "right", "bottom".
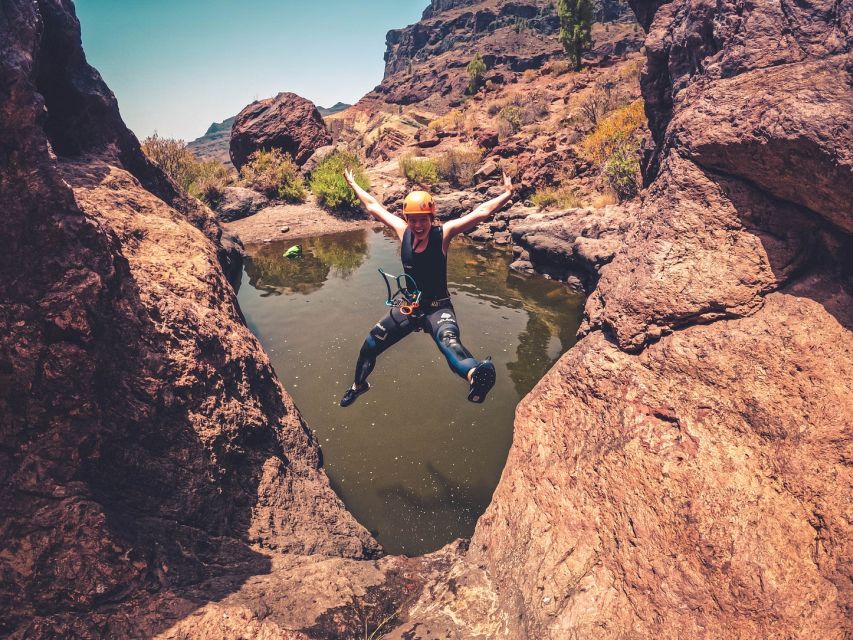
[
  {"left": 2, "top": 0, "right": 850, "bottom": 638},
  {"left": 222, "top": 197, "right": 379, "bottom": 245}
]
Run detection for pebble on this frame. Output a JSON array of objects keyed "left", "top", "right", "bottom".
[{"left": 280, "top": 226, "right": 290, "bottom": 233}]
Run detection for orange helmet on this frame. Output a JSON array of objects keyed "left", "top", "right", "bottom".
[{"left": 403, "top": 190, "right": 436, "bottom": 215}]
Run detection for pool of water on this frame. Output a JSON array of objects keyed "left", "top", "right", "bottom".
[{"left": 236, "top": 228, "right": 583, "bottom": 555}]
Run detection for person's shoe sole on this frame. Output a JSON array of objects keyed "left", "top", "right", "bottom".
[
  {"left": 340, "top": 383, "right": 370, "bottom": 407},
  {"left": 467, "top": 359, "right": 496, "bottom": 403}
]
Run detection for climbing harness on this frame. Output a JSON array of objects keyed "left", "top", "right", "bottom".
[{"left": 378, "top": 268, "right": 422, "bottom": 316}]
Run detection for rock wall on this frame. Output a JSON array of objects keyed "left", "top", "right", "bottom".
[
  {"left": 386, "top": 0, "right": 852, "bottom": 637},
  {"left": 0, "top": 1, "right": 377, "bottom": 635},
  {"left": 2, "top": 0, "right": 850, "bottom": 637}
]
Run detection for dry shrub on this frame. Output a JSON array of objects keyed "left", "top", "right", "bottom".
[
  {"left": 493, "top": 91, "right": 551, "bottom": 138},
  {"left": 529, "top": 185, "right": 582, "bottom": 210},
  {"left": 141, "top": 134, "right": 199, "bottom": 192},
  {"left": 550, "top": 59, "right": 573, "bottom": 76},
  {"left": 591, "top": 191, "right": 619, "bottom": 207},
  {"left": 522, "top": 68, "right": 539, "bottom": 82},
  {"left": 428, "top": 109, "right": 466, "bottom": 134},
  {"left": 579, "top": 100, "right": 645, "bottom": 166},
  {"left": 142, "top": 133, "right": 235, "bottom": 207},
  {"left": 579, "top": 100, "right": 645, "bottom": 201},
  {"left": 435, "top": 146, "right": 483, "bottom": 188}
]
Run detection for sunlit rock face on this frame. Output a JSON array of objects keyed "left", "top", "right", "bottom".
[
  {"left": 2, "top": 0, "right": 850, "bottom": 637},
  {"left": 385, "top": 0, "right": 852, "bottom": 637},
  {"left": 0, "top": 0, "right": 377, "bottom": 635}
]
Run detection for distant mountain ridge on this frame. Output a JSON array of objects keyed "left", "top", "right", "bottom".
[{"left": 188, "top": 103, "right": 350, "bottom": 166}]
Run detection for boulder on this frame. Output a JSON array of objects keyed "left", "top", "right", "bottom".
[
  {"left": 215, "top": 186, "right": 270, "bottom": 222},
  {"left": 300, "top": 144, "right": 337, "bottom": 176},
  {"left": 415, "top": 127, "right": 440, "bottom": 148},
  {"left": 229, "top": 92, "right": 332, "bottom": 170},
  {"left": 474, "top": 128, "right": 500, "bottom": 150},
  {"left": 472, "top": 159, "right": 501, "bottom": 183}
]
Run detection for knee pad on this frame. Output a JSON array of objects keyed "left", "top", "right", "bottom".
[{"left": 438, "top": 325, "right": 460, "bottom": 346}]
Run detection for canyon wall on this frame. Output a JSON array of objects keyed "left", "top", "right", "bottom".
[
  {"left": 386, "top": 0, "right": 852, "bottom": 637},
  {"left": 1, "top": 0, "right": 850, "bottom": 637},
  {"left": 0, "top": 1, "right": 377, "bottom": 635}
]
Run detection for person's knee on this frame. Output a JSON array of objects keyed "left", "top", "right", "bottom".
[
  {"left": 437, "top": 324, "right": 460, "bottom": 347},
  {"left": 360, "top": 334, "right": 379, "bottom": 358}
]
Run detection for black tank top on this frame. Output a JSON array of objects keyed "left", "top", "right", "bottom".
[{"left": 401, "top": 226, "right": 449, "bottom": 302}]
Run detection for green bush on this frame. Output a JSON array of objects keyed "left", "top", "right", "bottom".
[
  {"left": 604, "top": 145, "right": 640, "bottom": 201},
  {"left": 399, "top": 154, "right": 440, "bottom": 185},
  {"left": 309, "top": 150, "right": 370, "bottom": 211},
  {"left": 239, "top": 148, "right": 305, "bottom": 202},
  {"left": 435, "top": 146, "right": 482, "bottom": 188},
  {"left": 467, "top": 52, "right": 487, "bottom": 95}
]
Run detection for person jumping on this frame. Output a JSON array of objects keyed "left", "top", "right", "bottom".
[{"left": 339, "top": 167, "right": 514, "bottom": 407}]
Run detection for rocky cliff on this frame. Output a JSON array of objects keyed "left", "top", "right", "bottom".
[
  {"left": 2, "top": 0, "right": 850, "bottom": 638},
  {"left": 360, "top": 0, "right": 635, "bottom": 111},
  {"left": 0, "top": 1, "right": 377, "bottom": 635},
  {"left": 388, "top": 0, "right": 851, "bottom": 636},
  {"left": 187, "top": 115, "right": 236, "bottom": 167}
]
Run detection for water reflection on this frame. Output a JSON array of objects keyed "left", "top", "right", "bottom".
[
  {"left": 237, "top": 229, "right": 583, "bottom": 555},
  {"left": 244, "top": 231, "right": 369, "bottom": 296},
  {"left": 447, "top": 242, "right": 583, "bottom": 397}
]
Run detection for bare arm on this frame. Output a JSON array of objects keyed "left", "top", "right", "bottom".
[
  {"left": 344, "top": 168, "right": 407, "bottom": 239},
  {"left": 442, "top": 173, "right": 514, "bottom": 250}
]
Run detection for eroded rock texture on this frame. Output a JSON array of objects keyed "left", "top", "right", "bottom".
[
  {"left": 229, "top": 92, "right": 333, "bottom": 170},
  {"left": 362, "top": 0, "right": 637, "bottom": 111},
  {"left": 2, "top": 0, "right": 850, "bottom": 637},
  {"left": 387, "top": 0, "right": 852, "bottom": 637},
  {"left": 0, "top": 1, "right": 376, "bottom": 636}
]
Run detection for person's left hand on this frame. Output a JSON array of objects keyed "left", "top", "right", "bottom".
[{"left": 502, "top": 172, "right": 513, "bottom": 194}]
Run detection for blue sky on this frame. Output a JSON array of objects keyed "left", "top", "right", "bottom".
[{"left": 75, "top": 0, "right": 428, "bottom": 142}]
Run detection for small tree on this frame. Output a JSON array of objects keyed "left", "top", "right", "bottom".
[
  {"left": 556, "top": 0, "right": 593, "bottom": 71},
  {"left": 467, "top": 52, "right": 487, "bottom": 95}
]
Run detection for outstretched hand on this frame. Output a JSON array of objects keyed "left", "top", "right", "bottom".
[
  {"left": 343, "top": 168, "right": 356, "bottom": 187},
  {"left": 502, "top": 172, "right": 513, "bottom": 194}
]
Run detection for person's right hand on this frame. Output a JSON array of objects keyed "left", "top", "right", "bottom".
[{"left": 343, "top": 168, "right": 355, "bottom": 187}]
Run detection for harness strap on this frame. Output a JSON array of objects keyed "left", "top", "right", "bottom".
[{"left": 423, "top": 297, "right": 451, "bottom": 308}]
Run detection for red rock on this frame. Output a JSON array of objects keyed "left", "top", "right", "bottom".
[
  {"left": 415, "top": 127, "right": 441, "bottom": 148},
  {"left": 229, "top": 92, "right": 332, "bottom": 169},
  {"left": 473, "top": 127, "right": 500, "bottom": 149},
  {"left": 0, "top": 2, "right": 377, "bottom": 635}
]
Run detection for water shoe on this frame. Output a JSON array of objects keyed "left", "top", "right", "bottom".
[
  {"left": 467, "top": 358, "right": 496, "bottom": 403},
  {"left": 340, "top": 382, "right": 370, "bottom": 407}
]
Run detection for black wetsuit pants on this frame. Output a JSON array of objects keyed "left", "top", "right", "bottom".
[{"left": 353, "top": 302, "right": 479, "bottom": 387}]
